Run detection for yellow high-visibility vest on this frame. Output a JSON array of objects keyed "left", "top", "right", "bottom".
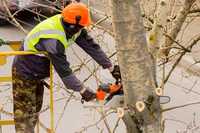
[{"left": 24, "top": 14, "right": 80, "bottom": 52}]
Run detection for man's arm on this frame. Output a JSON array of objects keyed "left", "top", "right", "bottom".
[
  {"left": 36, "top": 39, "right": 84, "bottom": 91},
  {"left": 75, "top": 29, "right": 112, "bottom": 69},
  {"left": 36, "top": 39, "right": 96, "bottom": 101}
]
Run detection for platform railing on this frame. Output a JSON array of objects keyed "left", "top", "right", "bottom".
[{"left": 0, "top": 51, "right": 55, "bottom": 133}]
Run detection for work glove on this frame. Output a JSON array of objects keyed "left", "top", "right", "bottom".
[
  {"left": 110, "top": 65, "right": 121, "bottom": 81},
  {"left": 80, "top": 87, "right": 96, "bottom": 102}
]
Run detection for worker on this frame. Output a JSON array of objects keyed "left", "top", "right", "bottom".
[{"left": 12, "top": 2, "right": 120, "bottom": 133}]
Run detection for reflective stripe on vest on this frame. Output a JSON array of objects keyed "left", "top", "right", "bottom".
[{"left": 24, "top": 29, "right": 67, "bottom": 51}]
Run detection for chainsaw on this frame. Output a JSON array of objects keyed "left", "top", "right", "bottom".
[
  {"left": 82, "top": 76, "right": 170, "bottom": 119},
  {"left": 85, "top": 66, "right": 170, "bottom": 112},
  {"left": 96, "top": 83, "right": 123, "bottom": 102},
  {"left": 95, "top": 81, "right": 171, "bottom": 108}
]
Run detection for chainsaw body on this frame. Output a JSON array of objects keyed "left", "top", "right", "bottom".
[
  {"left": 96, "top": 83, "right": 124, "bottom": 108},
  {"left": 95, "top": 82, "right": 170, "bottom": 108}
]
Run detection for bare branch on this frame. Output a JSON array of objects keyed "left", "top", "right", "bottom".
[
  {"left": 189, "top": 9, "right": 200, "bottom": 13},
  {"left": 164, "top": 34, "right": 200, "bottom": 83},
  {"left": 113, "top": 118, "right": 121, "bottom": 133},
  {"left": 55, "top": 92, "right": 75, "bottom": 130},
  {"left": 76, "top": 111, "right": 115, "bottom": 133},
  {"left": 160, "top": 0, "right": 196, "bottom": 57},
  {"left": 2, "top": 0, "right": 28, "bottom": 33},
  {"left": 162, "top": 101, "right": 200, "bottom": 112},
  {"left": 164, "top": 33, "right": 191, "bottom": 52}
]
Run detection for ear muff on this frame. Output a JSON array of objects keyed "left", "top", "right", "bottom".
[{"left": 75, "top": 15, "right": 81, "bottom": 25}]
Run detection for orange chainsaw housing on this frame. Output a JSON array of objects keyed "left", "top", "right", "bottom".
[
  {"left": 96, "top": 84, "right": 122, "bottom": 101},
  {"left": 96, "top": 89, "right": 106, "bottom": 101}
]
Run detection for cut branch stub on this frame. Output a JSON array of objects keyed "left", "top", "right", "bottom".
[
  {"left": 155, "top": 87, "right": 163, "bottom": 96},
  {"left": 136, "top": 101, "right": 146, "bottom": 112},
  {"left": 117, "top": 107, "right": 125, "bottom": 118}
]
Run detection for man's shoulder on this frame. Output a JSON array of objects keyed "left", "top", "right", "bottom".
[{"left": 36, "top": 38, "right": 65, "bottom": 54}]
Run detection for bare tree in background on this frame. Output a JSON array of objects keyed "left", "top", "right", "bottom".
[{"left": 109, "top": 0, "right": 199, "bottom": 132}]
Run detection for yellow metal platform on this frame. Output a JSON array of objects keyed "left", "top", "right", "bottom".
[
  {"left": 0, "top": 41, "right": 22, "bottom": 66},
  {"left": 0, "top": 47, "right": 55, "bottom": 133}
]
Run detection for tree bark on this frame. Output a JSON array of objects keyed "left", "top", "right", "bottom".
[
  {"left": 109, "top": 0, "right": 161, "bottom": 133},
  {"left": 147, "top": 0, "right": 170, "bottom": 58}
]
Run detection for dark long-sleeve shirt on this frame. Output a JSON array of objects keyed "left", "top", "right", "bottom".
[{"left": 13, "top": 28, "right": 112, "bottom": 91}]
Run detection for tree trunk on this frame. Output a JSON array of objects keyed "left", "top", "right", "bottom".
[{"left": 109, "top": 0, "right": 161, "bottom": 133}]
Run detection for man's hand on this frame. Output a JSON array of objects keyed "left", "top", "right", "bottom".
[
  {"left": 110, "top": 65, "right": 121, "bottom": 81},
  {"left": 80, "top": 87, "right": 96, "bottom": 102}
]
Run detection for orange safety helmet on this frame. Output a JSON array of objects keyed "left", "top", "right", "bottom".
[{"left": 62, "top": 3, "right": 92, "bottom": 27}]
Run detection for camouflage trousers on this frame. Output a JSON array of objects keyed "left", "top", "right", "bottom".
[{"left": 12, "top": 68, "right": 44, "bottom": 133}]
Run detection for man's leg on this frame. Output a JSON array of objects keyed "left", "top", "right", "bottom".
[
  {"left": 12, "top": 71, "right": 44, "bottom": 133},
  {"left": 33, "top": 80, "right": 44, "bottom": 127}
]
